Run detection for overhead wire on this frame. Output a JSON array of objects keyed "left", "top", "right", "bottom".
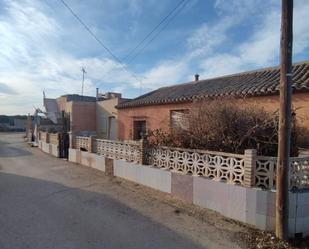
[
  {"left": 122, "top": 0, "right": 187, "bottom": 62},
  {"left": 126, "top": 0, "right": 189, "bottom": 65},
  {"left": 59, "top": 0, "right": 189, "bottom": 94},
  {"left": 59, "top": 0, "right": 142, "bottom": 84}
]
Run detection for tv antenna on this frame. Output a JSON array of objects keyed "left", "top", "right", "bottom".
[{"left": 81, "top": 67, "right": 87, "bottom": 96}]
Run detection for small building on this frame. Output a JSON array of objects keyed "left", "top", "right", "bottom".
[
  {"left": 117, "top": 61, "right": 309, "bottom": 140},
  {"left": 96, "top": 92, "right": 129, "bottom": 139},
  {"left": 43, "top": 91, "right": 127, "bottom": 138}
]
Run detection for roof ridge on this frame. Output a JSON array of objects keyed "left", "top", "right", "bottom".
[
  {"left": 201, "top": 60, "right": 309, "bottom": 81},
  {"left": 117, "top": 60, "right": 309, "bottom": 109},
  {"left": 158, "top": 60, "right": 309, "bottom": 90}
]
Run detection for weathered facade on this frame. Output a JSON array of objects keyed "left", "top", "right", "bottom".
[
  {"left": 96, "top": 95, "right": 128, "bottom": 139},
  {"left": 44, "top": 92, "right": 127, "bottom": 137},
  {"left": 55, "top": 95, "right": 97, "bottom": 134},
  {"left": 117, "top": 61, "right": 309, "bottom": 140}
]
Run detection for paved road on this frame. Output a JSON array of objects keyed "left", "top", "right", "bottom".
[{"left": 0, "top": 133, "right": 206, "bottom": 249}]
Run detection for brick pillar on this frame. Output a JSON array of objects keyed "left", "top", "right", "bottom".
[
  {"left": 140, "top": 137, "right": 148, "bottom": 165},
  {"left": 243, "top": 149, "right": 257, "bottom": 187},
  {"left": 89, "top": 136, "right": 96, "bottom": 153}
]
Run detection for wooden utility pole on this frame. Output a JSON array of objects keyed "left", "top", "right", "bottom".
[{"left": 276, "top": 0, "right": 293, "bottom": 240}]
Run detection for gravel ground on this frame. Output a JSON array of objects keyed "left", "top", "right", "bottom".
[{"left": 0, "top": 133, "right": 308, "bottom": 249}]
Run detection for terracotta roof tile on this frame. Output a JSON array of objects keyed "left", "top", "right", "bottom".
[{"left": 117, "top": 61, "right": 309, "bottom": 109}]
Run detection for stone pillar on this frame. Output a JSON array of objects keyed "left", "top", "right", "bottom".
[
  {"left": 243, "top": 149, "right": 257, "bottom": 187},
  {"left": 89, "top": 136, "right": 96, "bottom": 153},
  {"left": 140, "top": 137, "right": 148, "bottom": 165}
]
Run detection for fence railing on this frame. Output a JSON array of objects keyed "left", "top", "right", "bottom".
[
  {"left": 49, "top": 133, "right": 59, "bottom": 145},
  {"left": 254, "top": 156, "right": 309, "bottom": 190},
  {"left": 74, "top": 136, "right": 142, "bottom": 163},
  {"left": 40, "top": 132, "right": 48, "bottom": 143},
  {"left": 75, "top": 136, "right": 90, "bottom": 151},
  {"left": 96, "top": 139, "right": 142, "bottom": 163},
  {"left": 71, "top": 134, "right": 309, "bottom": 191},
  {"left": 290, "top": 156, "right": 309, "bottom": 190},
  {"left": 148, "top": 146, "right": 246, "bottom": 185}
]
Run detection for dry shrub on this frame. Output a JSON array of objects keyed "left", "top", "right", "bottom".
[{"left": 148, "top": 99, "right": 303, "bottom": 156}]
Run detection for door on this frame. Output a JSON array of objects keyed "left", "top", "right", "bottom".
[
  {"left": 59, "top": 133, "right": 69, "bottom": 158},
  {"left": 133, "top": 120, "right": 146, "bottom": 140}
]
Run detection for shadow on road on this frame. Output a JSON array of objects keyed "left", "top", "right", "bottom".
[{"left": 0, "top": 172, "right": 206, "bottom": 249}]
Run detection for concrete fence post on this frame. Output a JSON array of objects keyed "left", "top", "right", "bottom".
[
  {"left": 46, "top": 132, "right": 50, "bottom": 143},
  {"left": 89, "top": 136, "right": 95, "bottom": 153},
  {"left": 243, "top": 149, "right": 257, "bottom": 187},
  {"left": 69, "top": 131, "right": 75, "bottom": 149},
  {"left": 140, "top": 137, "right": 148, "bottom": 165}
]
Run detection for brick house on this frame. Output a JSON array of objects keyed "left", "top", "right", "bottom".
[
  {"left": 44, "top": 92, "right": 127, "bottom": 137},
  {"left": 96, "top": 92, "right": 129, "bottom": 139},
  {"left": 117, "top": 61, "right": 309, "bottom": 140},
  {"left": 43, "top": 94, "right": 98, "bottom": 134}
]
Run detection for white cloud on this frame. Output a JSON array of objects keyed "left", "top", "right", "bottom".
[
  {"left": 0, "top": 0, "right": 138, "bottom": 114},
  {"left": 186, "top": 16, "right": 234, "bottom": 58},
  {"left": 198, "top": 0, "right": 309, "bottom": 79},
  {"left": 1, "top": 0, "right": 309, "bottom": 115},
  {"left": 141, "top": 60, "right": 189, "bottom": 89}
]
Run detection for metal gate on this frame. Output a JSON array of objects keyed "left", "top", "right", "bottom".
[
  {"left": 58, "top": 111, "right": 70, "bottom": 159},
  {"left": 59, "top": 132, "right": 69, "bottom": 158}
]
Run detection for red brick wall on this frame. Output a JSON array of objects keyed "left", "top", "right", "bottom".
[
  {"left": 118, "top": 92, "right": 309, "bottom": 140},
  {"left": 118, "top": 102, "right": 193, "bottom": 140}
]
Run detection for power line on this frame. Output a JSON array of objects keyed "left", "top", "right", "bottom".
[
  {"left": 59, "top": 0, "right": 142, "bottom": 84},
  {"left": 126, "top": 0, "right": 189, "bottom": 64},
  {"left": 60, "top": 0, "right": 121, "bottom": 63},
  {"left": 122, "top": 0, "right": 187, "bottom": 62}
]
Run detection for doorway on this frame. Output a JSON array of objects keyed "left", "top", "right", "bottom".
[{"left": 133, "top": 120, "right": 146, "bottom": 140}]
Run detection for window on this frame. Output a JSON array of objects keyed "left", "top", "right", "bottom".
[
  {"left": 170, "top": 109, "right": 189, "bottom": 131},
  {"left": 133, "top": 120, "right": 146, "bottom": 140}
]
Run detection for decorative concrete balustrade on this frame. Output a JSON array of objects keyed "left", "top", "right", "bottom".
[
  {"left": 290, "top": 157, "right": 309, "bottom": 189},
  {"left": 147, "top": 146, "right": 251, "bottom": 186},
  {"left": 73, "top": 135, "right": 309, "bottom": 191},
  {"left": 74, "top": 136, "right": 142, "bottom": 164},
  {"left": 75, "top": 136, "right": 91, "bottom": 151},
  {"left": 96, "top": 139, "right": 142, "bottom": 163},
  {"left": 254, "top": 156, "right": 309, "bottom": 190},
  {"left": 38, "top": 131, "right": 60, "bottom": 157},
  {"left": 39, "top": 131, "right": 48, "bottom": 143},
  {"left": 49, "top": 133, "right": 59, "bottom": 145}
]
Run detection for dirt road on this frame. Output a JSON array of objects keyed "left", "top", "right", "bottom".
[{"left": 0, "top": 133, "right": 247, "bottom": 249}]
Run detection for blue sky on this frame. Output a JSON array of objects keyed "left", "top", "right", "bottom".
[{"left": 0, "top": 0, "right": 309, "bottom": 115}]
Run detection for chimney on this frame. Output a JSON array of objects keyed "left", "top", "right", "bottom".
[
  {"left": 96, "top": 88, "right": 99, "bottom": 101},
  {"left": 194, "top": 74, "right": 199, "bottom": 81}
]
